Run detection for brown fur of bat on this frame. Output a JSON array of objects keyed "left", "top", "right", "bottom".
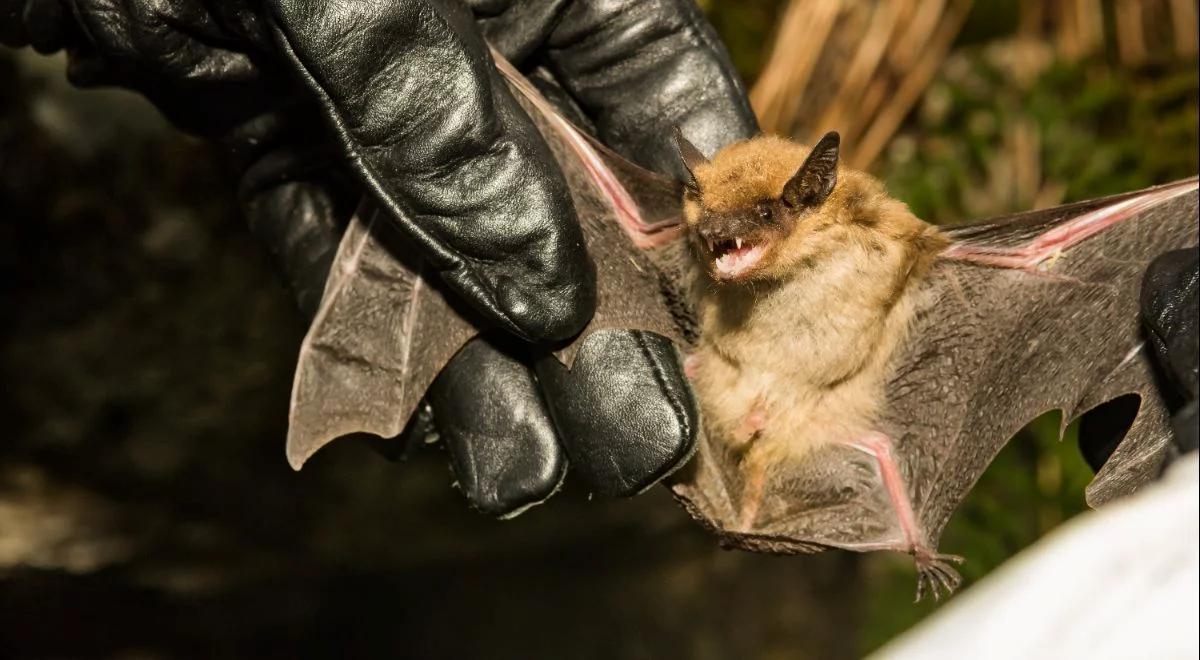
[{"left": 678, "top": 131, "right": 947, "bottom": 483}]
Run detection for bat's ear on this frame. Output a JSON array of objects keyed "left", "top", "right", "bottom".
[
  {"left": 673, "top": 126, "right": 708, "bottom": 192},
  {"left": 783, "top": 131, "right": 840, "bottom": 208}
]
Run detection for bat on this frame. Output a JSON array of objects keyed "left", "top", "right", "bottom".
[
  {"left": 674, "top": 128, "right": 960, "bottom": 589},
  {"left": 284, "top": 51, "right": 1199, "bottom": 599},
  {"left": 670, "top": 127, "right": 1197, "bottom": 599}
]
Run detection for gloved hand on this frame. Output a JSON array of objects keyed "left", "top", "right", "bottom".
[
  {"left": 1140, "top": 248, "right": 1198, "bottom": 459},
  {"left": 406, "top": 0, "right": 759, "bottom": 515},
  {"left": 1081, "top": 247, "right": 1199, "bottom": 472},
  {"left": 2, "top": 0, "right": 759, "bottom": 516}
]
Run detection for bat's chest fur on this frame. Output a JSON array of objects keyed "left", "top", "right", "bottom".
[{"left": 690, "top": 244, "right": 928, "bottom": 461}]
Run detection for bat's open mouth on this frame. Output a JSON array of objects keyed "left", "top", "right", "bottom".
[{"left": 709, "top": 237, "right": 767, "bottom": 280}]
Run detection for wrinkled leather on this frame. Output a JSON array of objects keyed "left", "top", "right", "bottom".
[
  {"left": 1082, "top": 247, "right": 1199, "bottom": 470},
  {"left": 1, "top": 0, "right": 352, "bottom": 310},
  {"left": 224, "top": 108, "right": 356, "bottom": 317},
  {"left": 19, "top": 0, "right": 68, "bottom": 53},
  {"left": 2, "top": 0, "right": 758, "bottom": 516},
  {"left": 63, "top": 0, "right": 277, "bottom": 136},
  {"left": 428, "top": 337, "right": 566, "bottom": 516},
  {"left": 265, "top": 0, "right": 596, "bottom": 343},
  {"left": 466, "top": 0, "right": 758, "bottom": 178},
  {"left": 1142, "top": 248, "right": 1199, "bottom": 457},
  {"left": 1142, "top": 249, "right": 1199, "bottom": 401},
  {"left": 1171, "top": 401, "right": 1198, "bottom": 456},
  {"left": 426, "top": 0, "right": 755, "bottom": 510},
  {"left": 537, "top": 331, "right": 698, "bottom": 497}
]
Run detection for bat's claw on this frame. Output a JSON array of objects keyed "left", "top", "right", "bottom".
[{"left": 912, "top": 550, "right": 964, "bottom": 603}]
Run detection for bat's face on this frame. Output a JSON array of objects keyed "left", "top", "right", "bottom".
[
  {"left": 675, "top": 130, "right": 843, "bottom": 284},
  {"left": 683, "top": 192, "right": 797, "bottom": 282}
]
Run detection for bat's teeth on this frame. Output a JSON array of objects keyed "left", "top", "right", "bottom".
[{"left": 735, "top": 237, "right": 743, "bottom": 249}]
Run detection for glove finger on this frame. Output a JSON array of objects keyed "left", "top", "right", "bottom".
[
  {"left": 2, "top": 0, "right": 28, "bottom": 46},
  {"left": 1171, "top": 401, "right": 1198, "bottom": 456},
  {"left": 264, "top": 0, "right": 595, "bottom": 343},
  {"left": 535, "top": 330, "right": 697, "bottom": 497},
  {"left": 1089, "top": 248, "right": 1199, "bottom": 472},
  {"left": 22, "top": 0, "right": 68, "bottom": 53},
  {"left": 241, "top": 181, "right": 346, "bottom": 317},
  {"left": 428, "top": 336, "right": 566, "bottom": 518},
  {"left": 543, "top": 0, "right": 759, "bottom": 178},
  {"left": 1141, "top": 248, "right": 1199, "bottom": 401},
  {"left": 464, "top": 0, "right": 564, "bottom": 65},
  {"left": 63, "top": 0, "right": 273, "bottom": 136},
  {"left": 226, "top": 110, "right": 355, "bottom": 317}
]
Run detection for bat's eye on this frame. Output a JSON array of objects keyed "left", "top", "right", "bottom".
[{"left": 757, "top": 202, "right": 772, "bottom": 221}]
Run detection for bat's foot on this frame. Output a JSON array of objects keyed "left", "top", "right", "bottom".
[
  {"left": 912, "top": 548, "right": 965, "bottom": 603},
  {"left": 845, "top": 432, "right": 965, "bottom": 602}
]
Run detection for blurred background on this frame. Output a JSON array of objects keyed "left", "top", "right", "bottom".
[{"left": 1, "top": 0, "right": 1197, "bottom": 657}]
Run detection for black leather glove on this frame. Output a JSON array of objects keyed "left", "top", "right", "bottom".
[
  {"left": 3, "top": 0, "right": 759, "bottom": 515},
  {"left": 1140, "top": 248, "right": 1198, "bottom": 459},
  {"left": 1081, "top": 247, "right": 1199, "bottom": 472},
  {"left": 383, "top": 0, "right": 758, "bottom": 515}
]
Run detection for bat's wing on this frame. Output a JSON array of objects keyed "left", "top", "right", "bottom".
[
  {"left": 670, "top": 178, "right": 1199, "bottom": 556},
  {"left": 285, "top": 54, "right": 691, "bottom": 469},
  {"left": 286, "top": 46, "right": 1195, "bottom": 566}
]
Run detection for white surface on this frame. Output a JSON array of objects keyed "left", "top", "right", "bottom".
[{"left": 874, "top": 453, "right": 1200, "bottom": 660}]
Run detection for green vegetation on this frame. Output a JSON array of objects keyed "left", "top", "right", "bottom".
[{"left": 884, "top": 51, "right": 1199, "bottom": 222}]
